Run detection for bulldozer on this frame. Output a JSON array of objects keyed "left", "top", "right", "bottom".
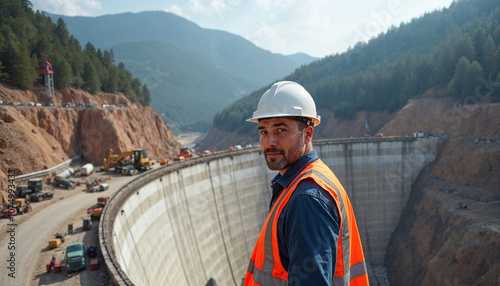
[
  {"left": 16, "top": 179, "right": 54, "bottom": 202},
  {"left": 103, "top": 148, "right": 153, "bottom": 176}
]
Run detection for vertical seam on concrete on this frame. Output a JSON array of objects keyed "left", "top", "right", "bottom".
[
  {"left": 121, "top": 203, "right": 153, "bottom": 286},
  {"left": 177, "top": 171, "right": 207, "bottom": 284},
  {"left": 207, "top": 160, "right": 238, "bottom": 286},
  {"left": 162, "top": 174, "right": 191, "bottom": 286},
  {"left": 180, "top": 169, "right": 208, "bottom": 284},
  {"left": 230, "top": 156, "right": 251, "bottom": 257}
]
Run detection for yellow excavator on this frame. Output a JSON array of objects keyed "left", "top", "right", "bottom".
[{"left": 103, "top": 148, "right": 153, "bottom": 175}]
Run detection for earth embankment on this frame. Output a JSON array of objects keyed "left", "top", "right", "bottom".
[{"left": 0, "top": 84, "right": 183, "bottom": 204}]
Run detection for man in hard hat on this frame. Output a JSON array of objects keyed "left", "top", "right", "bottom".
[{"left": 244, "top": 81, "right": 369, "bottom": 286}]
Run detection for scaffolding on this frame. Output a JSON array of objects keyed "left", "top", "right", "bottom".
[{"left": 36, "top": 61, "right": 54, "bottom": 99}]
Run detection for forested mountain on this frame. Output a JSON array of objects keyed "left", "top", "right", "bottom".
[
  {"left": 0, "top": 0, "right": 150, "bottom": 106},
  {"left": 213, "top": 0, "right": 500, "bottom": 138},
  {"left": 47, "top": 11, "right": 317, "bottom": 132}
]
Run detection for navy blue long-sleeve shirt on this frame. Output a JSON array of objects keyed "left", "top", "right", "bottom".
[{"left": 269, "top": 150, "right": 340, "bottom": 286}]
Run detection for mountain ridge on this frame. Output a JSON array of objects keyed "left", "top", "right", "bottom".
[{"left": 46, "top": 11, "right": 318, "bottom": 131}]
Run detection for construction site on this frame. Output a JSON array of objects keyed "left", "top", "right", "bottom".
[{"left": 0, "top": 80, "right": 499, "bottom": 286}]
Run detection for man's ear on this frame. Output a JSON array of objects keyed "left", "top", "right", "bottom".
[{"left": 304, "top": 126, "right": 314, "bottom": 144}]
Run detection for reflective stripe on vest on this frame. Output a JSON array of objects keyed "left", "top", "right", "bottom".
[{"left": 245, "top": 160, "right": 369, "bottom": 286}]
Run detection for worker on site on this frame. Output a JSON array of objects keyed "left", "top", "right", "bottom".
[
  {"left": 244, "top": 81, "right": 369, "bottom": 286},
  {"left": 51, "top": 255, "right": 56, "bottom": 268}
]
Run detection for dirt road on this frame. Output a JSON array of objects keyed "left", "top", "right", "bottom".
[{"left": 0, "top": 170, "right": 145, "bottom": 286}]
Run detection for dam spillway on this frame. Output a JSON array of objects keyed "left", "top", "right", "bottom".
[{"left": 99, "top": 137, "right": 438, "bottom": 285}]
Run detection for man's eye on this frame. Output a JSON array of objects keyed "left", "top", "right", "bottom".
[
  {"left": 259, "top": 130, "right": 267, "bottom": 135},
  {"left": 277, "top": 128, "right": 286, "bottom": 133}
]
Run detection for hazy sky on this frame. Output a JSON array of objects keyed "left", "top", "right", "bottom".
[{"left": 30, "top": 0, "right": 455, "bottom": 58}]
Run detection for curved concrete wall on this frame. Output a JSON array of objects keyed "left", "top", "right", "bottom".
[{"left": 100, "top": 137, "right": 438, "bottom": 285}]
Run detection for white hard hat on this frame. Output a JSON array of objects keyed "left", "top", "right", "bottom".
[{"left": 247, "top": 81, "right": 321, "bottom": 126}]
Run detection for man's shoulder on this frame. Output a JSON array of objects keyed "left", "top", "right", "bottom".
[{"left": 290, "top": 178, "right": 337, "bottom": 210}]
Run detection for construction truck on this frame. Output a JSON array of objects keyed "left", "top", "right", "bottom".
[
  {"left": 90, "top": 207, "right": 103, "bottom": 221},
  {"left": 2, "top": 199, "right": 32, "bottom": 218},
  {"left": 16, "top": 178, "right": 54, "bottom": 202},
  {"left": 66, "top": 242, "right": 86, "bottom": 272},
  {"left": 173, "top": 147, "right": 192, "bottom": 161},
  {"left": 97, "top": 196, "right": 110, "bottom": 206},
  {"left": 103, "top": 148, "right": 153, "bottom": 176}
]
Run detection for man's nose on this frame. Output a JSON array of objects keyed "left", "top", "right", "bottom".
[{"left": 262, "top": 133, "right": 277, "bottom": 148}]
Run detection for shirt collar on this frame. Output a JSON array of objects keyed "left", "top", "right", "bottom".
[{"left": 271, "top": 150, "right": 319, "bottom": 188}]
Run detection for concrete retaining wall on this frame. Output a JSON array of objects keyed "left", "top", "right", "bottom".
[{"left": 100, "top": 137, "right": 438, "bottom": 285}]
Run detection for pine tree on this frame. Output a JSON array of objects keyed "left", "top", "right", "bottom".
[
  {"left": 83, "top": 58, "right": 100, "bottom": 94},
  {"left": 462, "top": 61, "right": 483, "bottom": 103},
  {"left": 142, "top": 84, "right": 151, "bottom": 106},
  {"left": 481, "top": 35, "right": 498, "bottom": 75},
  {"left": 54, "top": 56, "right": 72, "bottom": 88},
  {"left": 11, "top": 43, "right": 37, "bottom": 89},
  {"left": 448, "top": 56, "right": 471, "bottom": 100}
]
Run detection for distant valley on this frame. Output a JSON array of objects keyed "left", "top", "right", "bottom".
[{"left": 47, "top": 11, "right": 317, "bottom": 133}]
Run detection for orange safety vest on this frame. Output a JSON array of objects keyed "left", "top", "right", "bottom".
[{"left": 244, "top": 159, "right": 369, "bottom": 286}]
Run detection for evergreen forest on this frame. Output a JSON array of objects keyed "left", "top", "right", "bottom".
[
  {"left": 213, "top": 0, "right": 500, "bottom": 134},
  {"left": 0, "top": 0, "right": 151, "bottom": 106}
]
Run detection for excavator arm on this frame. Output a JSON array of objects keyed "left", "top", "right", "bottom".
[{"left": 103, "top": 149, "right": 135, "bottom": 171}]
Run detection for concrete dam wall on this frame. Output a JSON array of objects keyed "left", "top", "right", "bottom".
[{"left": 99, "top": 137, "right": 438, "bottom": 286}]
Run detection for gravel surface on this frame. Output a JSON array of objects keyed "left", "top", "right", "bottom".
[{"left": 0, "top": 170, "right": 143, "bottom": 286}]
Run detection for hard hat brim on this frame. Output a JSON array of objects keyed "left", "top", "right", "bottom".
[{"left": 246, "top": 113, "right": 320, "bottom": 126}]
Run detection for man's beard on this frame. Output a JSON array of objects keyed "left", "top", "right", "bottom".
[{"left": 264, "top": 136, "right": 305, "bottom": 171}]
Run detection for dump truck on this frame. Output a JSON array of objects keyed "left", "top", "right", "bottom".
[
  {"left": 66, "top": 242, "right": 86, "bottom": 272},
  {"left": 16, "top": 178, "right": 54, "bottom": 202},
  {"left": 103, "top": 148, "right": 153, "bottom": 175}
]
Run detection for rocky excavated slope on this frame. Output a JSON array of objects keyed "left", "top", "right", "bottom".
[
  {"left": 0, "top": 84, "right": 183, "bottom": 204},
  {"left": 380, "top": 98, "right": 500, "bottom": 285}
]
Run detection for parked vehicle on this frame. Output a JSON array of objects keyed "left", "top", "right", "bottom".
[
  {"left": 90, "top": 207, "right": 103, "bottom": 221},
  {"left": 55, "top": 178, "right": 76, "bottom": 190},
  {"left": 80, "top": 163, "right": 94, "bottom": 176},
  {"left": 2, "top": 199, "right": 32, "bottom": 217},
  {"left": 66, "top": 242, "right": 86, "bottom": 272},
  {"left": 103, "top": 148, "right": 153, "bottom": 175},
  {"left": 55, "top": 168, "right": 75, "bottom": 180},
  {"left": 97, "top": 196, "right": 110, "bottom": 206},
  {"left": 48, "top": 233, "right": 66, "bottom": 248},
  {"left": 16, "top": 179, "right": 54, "bottom": 202},
  {"left": 173, "top": 147, "right": 192, "bottom": 161},
  {"left": 97, "top": 184, "right": 109, "bottom": 192},
  {"left": 83, "top": 217, "right": 92, "bottom": 230},
  {"left": 62, "top": 102, "right": 75, "bottom": 108},
  {"left": 87, "top": 244, "right": 97, "bottom": 257}
]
